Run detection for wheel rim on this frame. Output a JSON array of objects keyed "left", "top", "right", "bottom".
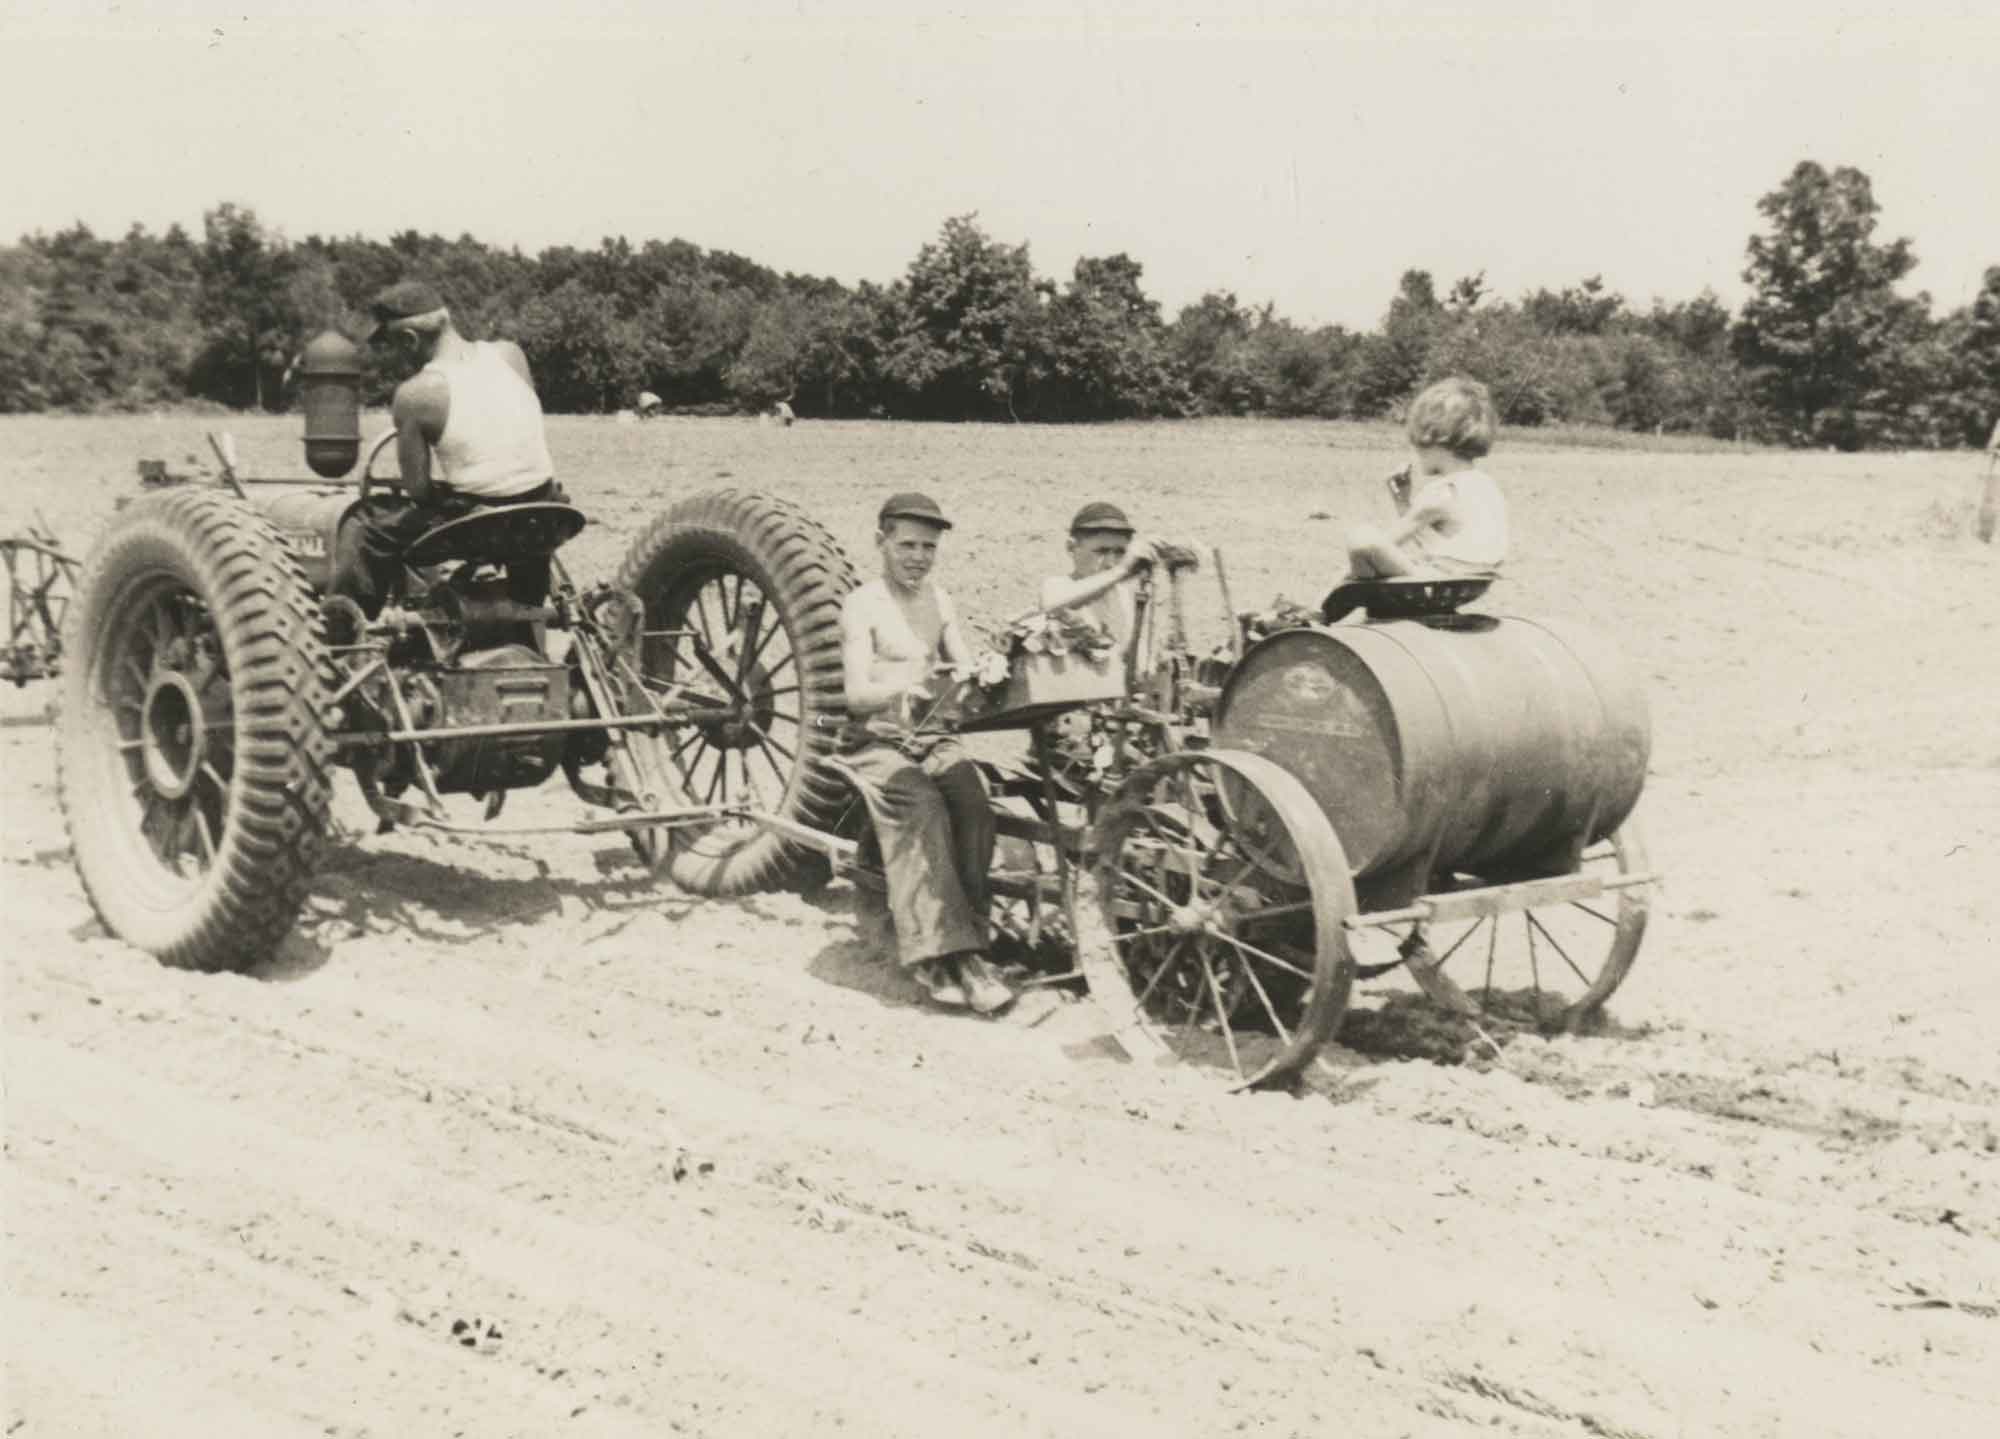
[
  {"left": 646, "top": 564, "right": 806, "bottom": 853},
  {"left": 1391, "top": 825, "right": 1650, "bottom": 1034},
  {"left": 92, "top": 573, "right": 235, "bottom": 888},
  {"left": 1091, "top": 752, "right": 1353, "bottom": 1089}
]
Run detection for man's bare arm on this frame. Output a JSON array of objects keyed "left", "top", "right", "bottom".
[
  {"left": 1036, "top": 536, "right": 1161, "bottom": 613},
  {"left": 390, "top": 371, "right": 450, "bottom": 504}
]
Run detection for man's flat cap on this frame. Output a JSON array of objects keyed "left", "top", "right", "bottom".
[
  {"left": 359, "top": 280, "right": 447, "bottom": 342},
  {"left": 877, "top": 491, "right": 952, "bottom": 530},
  {"left": 1068, "top": 500, "right": 1134, "bottom": 535}
]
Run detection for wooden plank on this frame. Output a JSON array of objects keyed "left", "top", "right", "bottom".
[{"left": 1416, "top": 872, "right": 1605, "bottom": 925}]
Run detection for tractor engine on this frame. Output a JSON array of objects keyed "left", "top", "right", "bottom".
[
  {"left": 356, "top": 577, "right": 583, "bottom": 800},
  {"left": 406, "top": 639, "right": 572, "bottom": 796}
]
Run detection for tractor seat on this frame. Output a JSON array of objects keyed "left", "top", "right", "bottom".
[
  {"left": 405, "top": 502, "right": 587, "bottom": 568},
  {"left": 1320, "top": 573, "right": 1495, "bottom": 624}
]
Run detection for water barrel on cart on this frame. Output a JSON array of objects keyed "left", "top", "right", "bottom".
[{"left": 1211, "top": 617, "right": 1649, "bottom": 882}]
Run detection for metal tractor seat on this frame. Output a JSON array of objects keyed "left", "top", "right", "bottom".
[
  {"left": 405, "top": 502, "right": 587, "bottom": 569},
  {"left": 1319, "top": 573, "right": 1495, "bottom": 624}
]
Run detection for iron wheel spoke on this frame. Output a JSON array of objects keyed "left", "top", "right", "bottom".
[
  {"left": 1430, "top": 917, "right": 1489, "bottom": 971},
  {"left": 1198, "top": 947, "right": 1246, "bottom": 1079},
  {"left": 737, "top": 600, "right": 780, "bottom": 684},
  {"left": 751, "top": 733, "right": 791, "bottom": 789},
  {"left": 1111, "top": 864, "right": 1184, "bottom": 914},
  {"left": 1526, "top": 915, "right": 1543, "bottom": 1009},
  {"left": 1230, "top": 938, "right": 1295, "bottom": 1045},
  {"left": 1232, "top": 897, "right": 1314, "bottom": 927},
  {"left": 1527, "top": 909, "right": 1594, "bottom": 988},
  {"left": 1136, "top": 931, "right": 1192, "bottom": 1011},
  {"left": 191, "top": 806, "right": 217, "bottom": 867},
  {"left": 1215, "top": 930, "right": 1316, "bottom": 984}
]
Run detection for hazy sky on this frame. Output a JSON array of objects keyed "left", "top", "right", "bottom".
[{"left": 3, "top": 0, "right": 1995, "bottom": 330}]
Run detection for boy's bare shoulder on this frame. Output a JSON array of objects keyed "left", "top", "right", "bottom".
[{"left": 842, "top": 577, "right": 888, "bottom": 620}]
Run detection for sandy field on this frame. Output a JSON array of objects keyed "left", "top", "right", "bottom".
[{"left": 4, "top": 412, "right": 1997, "bottom": 1437}]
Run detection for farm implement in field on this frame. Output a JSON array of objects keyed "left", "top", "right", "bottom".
[
  {"left": 763, "top": 563, "right": 1661, "bottom": 1090},
  {"left": 3, "top": 520, "right": 79, "bottom": 686},
  {"left": 55, "top": 328, "right": 1661, "bottom": 1089}
]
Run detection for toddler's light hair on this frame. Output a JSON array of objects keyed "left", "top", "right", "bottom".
[{"left": 1406, "top": 376, "right": 1496, "bottom": 460}]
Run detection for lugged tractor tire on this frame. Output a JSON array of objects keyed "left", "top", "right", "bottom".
[
  {"left": 616, "top": 488, "right": 857, "bottom": 896},
  {"left": 56, "top": 488, "right": 336, "bottom": 971}
]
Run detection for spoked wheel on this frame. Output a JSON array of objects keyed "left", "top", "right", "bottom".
[
  {"left": 56, "top": 490, "right": 334, "bottom": 970},
  {"left": 1076, "top": 749, "right": 1356, "bottom": 1090},
  {"left": 1388, "top": 823, "right": 1651, "bottom": 1034},
  {"left": 3, "top": 532, "right": 78, "bottom": 684},
  {"left": 615, "top": 490, "right": 856, "bottom": 894}
]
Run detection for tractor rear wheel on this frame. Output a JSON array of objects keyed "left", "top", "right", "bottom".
[
  {"left": 56, "top": 490, "right": 336, "bottom": 971},
  {"left": 615, "top": 489, "right": 856, "bottom": 895}
]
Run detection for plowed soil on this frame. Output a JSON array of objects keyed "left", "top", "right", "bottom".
[{"left": 6, "top": 414, "right": 1997, "bottom": 1437}]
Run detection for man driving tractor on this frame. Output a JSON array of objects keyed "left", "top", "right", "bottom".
[
  {"left": 838, "top": 492, "right": 1013, "bottom": 1015},
  {"left": 329, "top": 280, "right": 559, "bottom": 620}
]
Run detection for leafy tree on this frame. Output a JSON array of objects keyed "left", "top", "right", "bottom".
[
  {"left": 1732, "top": 161, "right": 1929, "bottom": 448},
  {"left": 1169, "top": 291, "right": 1262, "bottom": 415},
  {"left": 1447, "top": 271, "right": 1488, "bottom": 312},
  {"left": 513, "top": 280, "right": 645, "bottom": 412},
  {"left": 883, "top": 214, "right": 1039, "bottom": 418},
  {"left": 1029, "top": 254, "right": 1184, "bottom": 419},
  {"left": 194, "top": 203, "right": 300, "bottom": 409},
  {"left": 1947, "top": 265, "right": 2000, "bottom": 440},
  {"left": 1354, "top": 269, "right": 1445, "bottom": 415},
  {"left": 1522, "top": 275, "right": 1624, "bottom": 336}
]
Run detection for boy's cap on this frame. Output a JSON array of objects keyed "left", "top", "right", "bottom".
[
  {"left": 1069, "top": 501, "right": 1134, "bottom": 536},
  {"left": 359, "top": 280, "right": 447, "bottom": 342},
  {"left": 877, "top": 491, "right": 952, "bottom": 530}
]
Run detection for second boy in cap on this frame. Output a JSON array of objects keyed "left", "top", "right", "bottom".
[{"left": 1037, "top": 501, "right": 1162, "bottom": 657}]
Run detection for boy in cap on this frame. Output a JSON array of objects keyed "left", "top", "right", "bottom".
[
  {"left": 1037, "top": 500, "right": 1162, "bottom": 654},
  {"left": 329, "top": 280, "right": 559, "bottom": 618},
  {"left": 838, "top": 492, "right": 1012, "bottom": 1014}
]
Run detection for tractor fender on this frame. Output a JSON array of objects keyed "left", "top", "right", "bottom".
[{"left": 254, "top": 490, "right": 360, "bottom": 593}]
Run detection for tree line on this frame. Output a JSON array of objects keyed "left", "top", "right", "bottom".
[{"left": 3, "top": 162, "right": 1995, "bottom": 450}]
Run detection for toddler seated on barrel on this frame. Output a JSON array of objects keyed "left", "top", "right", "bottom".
[{"left": 1346, "top": 376, "right": 1508, "bottom": 580}]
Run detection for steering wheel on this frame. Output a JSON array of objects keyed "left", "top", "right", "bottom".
[{"left": 357, "top": 428, "right": 402, "bottom": 502}]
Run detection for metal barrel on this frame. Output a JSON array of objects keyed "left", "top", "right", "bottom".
[{"left": 1212, "top": 617, "right": 1649, "bottom": 881}]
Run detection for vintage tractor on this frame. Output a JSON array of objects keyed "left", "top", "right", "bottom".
[{"left": 55, "top": 331, "right": 855, "bottom": 972}]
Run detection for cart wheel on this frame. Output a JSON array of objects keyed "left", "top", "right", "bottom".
[
  {"left": 1399, "top": 822, "right": 1650, "bottom": 1034},
  {"left": 1075, "top": 749, "right": 1355, "bottom": 1090}
]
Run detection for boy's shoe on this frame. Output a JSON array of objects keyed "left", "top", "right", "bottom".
[
  {"left": 912, "top": 957, "right": 967, "bottom": 1008},
  {"left": 956, "top": 953, "right": 1016, "bottom": 1016}
]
